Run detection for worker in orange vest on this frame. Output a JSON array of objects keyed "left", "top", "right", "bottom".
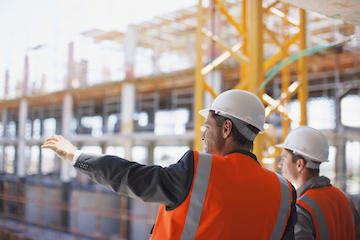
[
  {"left": 277, "top": 126, "right": 360, "bottom": 239},
  {"left": 43, "top": 89, "right": 297, "bottom": 239}
]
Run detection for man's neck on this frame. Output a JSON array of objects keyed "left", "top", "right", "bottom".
[
  {"left": 295, "top": 173, "right": 315, "bottom": 190},
  {"left": 220, "top": 143, "right": 251, "bottom": 156}
]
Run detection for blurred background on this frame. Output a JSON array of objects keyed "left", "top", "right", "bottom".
[{"left": 0, "top": 0, "right": 359, "bottom": 239}]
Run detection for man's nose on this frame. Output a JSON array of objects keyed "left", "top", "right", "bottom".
[{"left": 277, "top": 159, "right": 283, "bottom": 169}]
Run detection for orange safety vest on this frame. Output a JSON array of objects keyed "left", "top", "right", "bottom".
[
  {"left": 151, "top": 151, "right": 293, "bottom": 240},
  {"left": 297, "top": 186, "right": 356, "bottom": 240}
]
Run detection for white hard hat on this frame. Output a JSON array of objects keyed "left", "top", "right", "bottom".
[
  {"left": 276, "top": 126, "right": 329, "bottom": 164},
  {"left": 199, "top": 89, "right": 265, "bottom": 132}
]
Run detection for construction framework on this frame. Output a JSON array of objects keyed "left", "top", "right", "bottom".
[{"left": 193, "top": 0, "right": 308, "bottom": 165}]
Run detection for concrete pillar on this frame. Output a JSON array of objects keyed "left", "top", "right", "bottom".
[
  {"left": 60, "top": 93, "right": 73, "bottom": 230},
  {"left": 23, "top": 55, "right": 29, "bottom": 97},
  {"left": 60, "top": 93, "right": 73, "bottom": 182},
  {"left": 119, "top": 25, "right": 137, "bottom": 240},
  {"left": 0, "top": 109, "right": 7, "bottom": 172},
  {"left": 102, "top": 115, "right": 108, "bottom": 135},
  {"left": 66, "top": 42, "right": 74, "bottom": 90},
  {"left": 147, "top": 142, "right": 155, "bottom": 165},
  {"left": 38, "top": 145, "right": 42, "bottom": 176},
  {"left": 4, "top": 70, "right": 9, "bottom": 99},
  {"left": 40, "top": 73, "right": 46, "bottom": 93},
  {"left": 152, "top": 51, "right": 160, "bottom": 75},
  {"left": 124, "top": 25, "right": 137, "bottom": 79},
  {"left": 16, "top": 99, "right": 28, "bottom": 177},
  {"left": 1, "top": 109, "right": 7, "bottom": 137},
  {"left": 80, "top": 60, "right": 88, "bottom": 88},
  {"left": 334, "top": 57, "right": 346, "bottom": 190},
  {"left": 121, "top": 83, "right": 135, "bottom": 159}
]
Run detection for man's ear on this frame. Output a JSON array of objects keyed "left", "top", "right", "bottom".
[
  {"left": 222, "top": 119, "right": 232, "bottom": 138},
  {"left": 296, "top": 158, "right": 306, "bottom": 173}
]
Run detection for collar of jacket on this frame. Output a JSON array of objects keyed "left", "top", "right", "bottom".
[
  {"left": 297, "top": 176, "right": 331, "bottom": 198},
  {"left": 225, "top": 149, "right": 259, "bottom": 165}
]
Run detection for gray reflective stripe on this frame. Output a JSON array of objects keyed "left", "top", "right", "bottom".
[
  {"left": 300, "top": 195, "right": 329, "bottom": 240},
  {"left": 344, "top": 193, "right": 356, "bottom": 226},
  {"left": 270, "top": 173, "right": 292, "bottom": 240},
  {"left": 180, "top": 152, "right": 212, "bottom": 240}
]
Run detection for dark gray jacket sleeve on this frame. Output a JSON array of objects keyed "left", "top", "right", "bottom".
[
  {"left": 354, "top": 203, "right": 360, "bottom": 240},
  {"left": 295, "top": 205, "right": 315, "bottom": 240},
  {"left": 281, "top": 185, "right": 297, "bottom": 240},
  {"left": 74, "top": 150, "right": 195, "bottom": 209}
]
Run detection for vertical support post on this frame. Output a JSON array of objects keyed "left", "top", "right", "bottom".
[
  {"left": 102, "top": 115, "right": 108, "bottom": 135},
  {"left": 194, "top": 0, "right": 204, "bottom": 151},
  {"left": 240, "top": 0, "right": 247, "bottom": 89},
  {"left": 16, "top": 99, "right": 27, "bottom": 222},
  {"left": 66, "top": 42, "right": 74, "bottom": 90},
  {"left": 334, "top": 57, "right": 346, "bottom": 190},
  {"left": 80, "top": 60, "right": 88, "bottom": 88},
  {"left": 23, "top": 55, "right": 29, "bottom": 97},
  {"left": 247, "top": 0, "right": 264, "bottom": 162},
  {"left": 40, "top": 73, "right": 46, "bottom": 93},
  {"left": 0, "top": 109, "right": 7, "bottom": 173},
  {"left": 60, "top": 93, "right": 73, "bottom": 229},
  {"left": 121, "top": 83, "right": 135, "bottom": 158},
  {"left": 120, "top": 24, "right": 137, "bottom": 240},
  {"left": 204, "top": 0, "right": 222, "bottom": 108},
  {"left": 60, "top": 93, "right": 73, "bottom": 182},
  {"left": 147, "top": 142, "right": 155, "bottom": 165},
  {"left": 298, "top": 9, "right": 308, "bottom": 126},
  {"left": 17, "top": 100, "right": 28, "bottom": 178},
  {"left": 120, "top": 83, "right": 134, "bottom": 240},
  {"left": 4, "top": 70, "right": 9, "bottom": 99},
  {"left": 124, "top": 26, "right": 137, "bottom": 79},
  {"left": 281, "top": 3, "right": 290, "bottom": 140}
]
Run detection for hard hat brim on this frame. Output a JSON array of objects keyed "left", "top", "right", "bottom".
[
  {"left": 199, "top": 108, "right": 210, "bottom": 118},
  {"left": 275, "top": 143, "right": 329, "bottom": 162},
  {"left": 199, "top": 107, "right": 265, "bottom": 133}
]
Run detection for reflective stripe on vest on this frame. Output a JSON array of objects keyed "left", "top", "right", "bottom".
[
  {"left": 180, "top": 152, "right": 212, "bottom": 240},
  {"left": 299, "top": 195, "right": 329, "bottom": 240},
  {"left": 270, "top": 173, "right": 292, "bottom": 240},
  {"left": 344, "top": 193, "right": 356, "bottom": 227}
]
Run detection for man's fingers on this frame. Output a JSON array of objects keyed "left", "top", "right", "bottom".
[
  {"left": 57, "top": 135, "right": 65, "bottom": 140},
  {"left": 41, "top": 144, "right": 57, "bottom": 151},
  {"left": 43, "top": 140, "right": 57, "bottom": 146},
  {"left": 45, "top": 136, "right": 60, "bottom": 142}
]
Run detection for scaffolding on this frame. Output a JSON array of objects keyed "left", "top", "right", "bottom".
[{"left": 0, "top": 0, "right": 360, "bottom": 239}]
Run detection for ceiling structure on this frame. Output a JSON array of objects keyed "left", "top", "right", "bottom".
[{"left": 282, "top": 0, "right": 360, "bottom": 26}]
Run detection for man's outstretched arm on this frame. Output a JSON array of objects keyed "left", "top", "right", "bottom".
[{"left": 42, "top": 135, "right": 194, "bottom": 209}]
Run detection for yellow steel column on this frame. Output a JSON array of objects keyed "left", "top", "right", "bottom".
[
  {"left": 240, "top": 0, "right": 248, "bottom": 90},
  {"left": 194, "top": 0, "right": 204, "bottom": 151},
  {"left": 281, "top": 3, "right": 290, "bottom": 139},
  {"left": 298, "top": 8, "right": 308, "bottom": 125},
  {"left": 247, "top": 0, "right": 264, "bottom": 162}
]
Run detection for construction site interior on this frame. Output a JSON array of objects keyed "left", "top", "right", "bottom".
[{"left": 0, "top": 0, "right": 360, "bottom": 239}]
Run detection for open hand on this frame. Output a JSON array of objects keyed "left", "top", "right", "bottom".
[{"left": 42, "top": 135, "right": 77, "bottom": 162}]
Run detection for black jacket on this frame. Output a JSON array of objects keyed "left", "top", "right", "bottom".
[{"left": 74, "top": 149, "right": 297, "bottom": 239}]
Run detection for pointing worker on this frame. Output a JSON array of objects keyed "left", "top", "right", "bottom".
[
  {"left": 42, "top": 89, "right": 297, "bottom": 239},
  {"left": 277, "top": 126, "right": 360, "bottom": 239}
]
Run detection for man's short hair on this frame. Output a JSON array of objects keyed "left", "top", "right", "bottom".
[
  {"left": 210, "top": 111, "right": 259, "bottom": 150},
  {"left": 286, "top": 149, "right": 320, "bottom": 176}
]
